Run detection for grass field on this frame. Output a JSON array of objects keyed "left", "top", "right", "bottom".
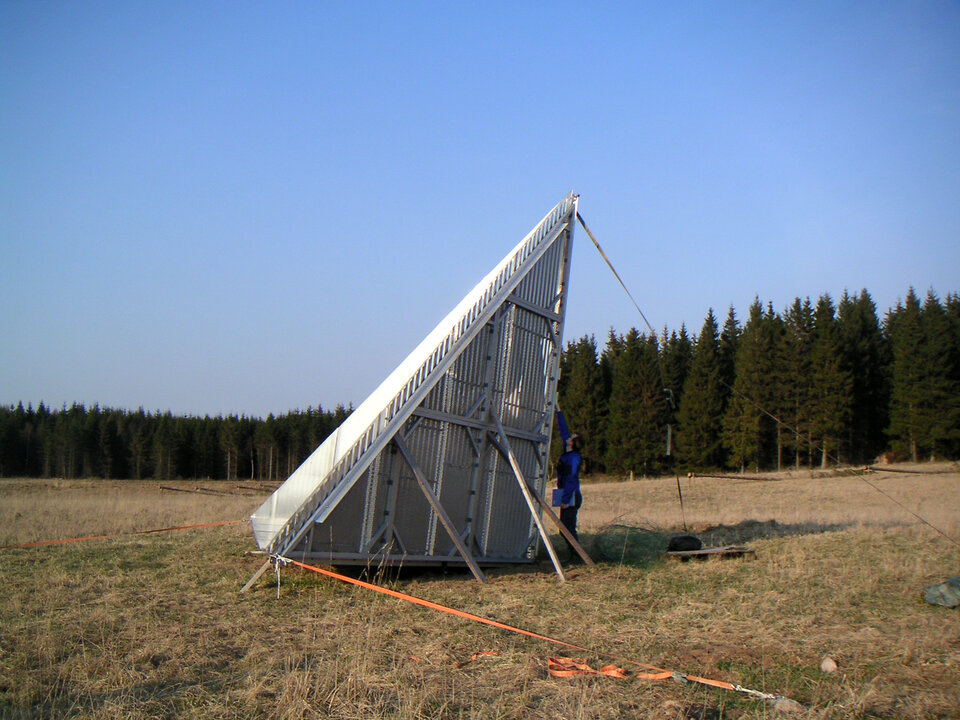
[{"left": 1, "top": 465, "right": 959, "bottom": 719}]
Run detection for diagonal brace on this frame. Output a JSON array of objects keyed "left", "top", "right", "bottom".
[
  {"left": 393, "top": 436, "right": 486, "bottom": 583},
  {"left": 490, "top": 413, "right": 565, "bottom": 582},
  {"left": 486, "top": 434, "right": 595, "bottom": 568}
]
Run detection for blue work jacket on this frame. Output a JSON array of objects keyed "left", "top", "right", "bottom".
[{"left": 555, "top": 410, "right": 582, "bottom": 506}]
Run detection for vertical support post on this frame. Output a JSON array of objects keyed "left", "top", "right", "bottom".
[
  {"left": 382, "top": 441, "right": 402, "bottom": 551},
  {"left": 538, "top": 215, "right": 576, "bottom": 543},
  {"left": 469, "top": 310, "right": 506, "bottom": 555},
  {"left": 393, "top": 437, "right": 486, "bottom": 583},
  {"left": 491, "top": 413, "right": 565, "bottom": 581}
]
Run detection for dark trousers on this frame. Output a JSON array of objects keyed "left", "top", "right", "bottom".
[{"left": 559, "top": 491, "right": 582, "bottom": 556}]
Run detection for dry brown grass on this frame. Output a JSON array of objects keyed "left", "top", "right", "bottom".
[
  {"left": 0, "top": 479, "right": 272, "bottom": 546},
  {"left": 582, "top": 463, "right": 960, "bottom": 535},
  {"left": 1, "top": 466, "right": 959, "bottom": 719}
]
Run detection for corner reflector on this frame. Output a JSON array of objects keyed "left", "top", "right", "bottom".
[{"left": 251, "top": 193, "right": 578, "bottom": 568}]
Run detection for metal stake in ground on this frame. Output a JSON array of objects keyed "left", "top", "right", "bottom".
[{"left": 676, "top": 475, "right": 687, "bottom": 532}]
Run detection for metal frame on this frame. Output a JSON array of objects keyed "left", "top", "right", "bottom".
[{"left": 249, "top": 194, "right": 580, "bottom": 579}]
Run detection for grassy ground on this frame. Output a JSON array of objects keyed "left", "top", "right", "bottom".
[{"left": 1, "top": 467, "right": 958, "bottom": 719}]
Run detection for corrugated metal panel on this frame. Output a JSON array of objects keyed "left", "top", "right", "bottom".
[{"left": 254, "top": 194, "right": 577, "bottom": 566}]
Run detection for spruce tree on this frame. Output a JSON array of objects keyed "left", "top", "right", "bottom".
[
  {"left": 556, "top": 335, "right": 607, "bottom": 472},
  {"left": 718, "top": 306, "right": 741, "bottom": 411},
  {"left": 676, "top": 309, "right": 725, "bottom": 470},
  {"left": 946, "top": 293, "right": 960, "bottom": 457},
  {"left": 837, "top": 290, "right": 889, "bottom": 463},
  {"left": 779, "top": 298, "right": 815, "bottom": 469},
  {"left": 808, "top": 295, "right": 853, "bottom": 466},
  {"left": 722, "top": 300, "right": 780, "bottom": 472},
  {"left": 661, "top": 325, "right": 692, "bottom": 410},
  {"left": 917, "top": 291, "right": 960, "bottom": 458},
  {"left": 604, "top": 330, "right": 669, "bottom": 477},
  {"left": 886, "top": 289, "right": 925, "bottom": 460}
]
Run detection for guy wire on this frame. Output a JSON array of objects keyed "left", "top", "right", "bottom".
[{"left": 576, "top": 212, "right": 675, "bottom": 413}]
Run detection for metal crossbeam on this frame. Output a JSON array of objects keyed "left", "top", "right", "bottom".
[{"left": 411, "top": 406, "right": 547, "bottom": 444}]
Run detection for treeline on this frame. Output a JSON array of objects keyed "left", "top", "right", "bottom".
[
  {"left": 0, "top": 403, "right": 350, "bottom": 481},
  {"left": 2, "top": 288, "right": 958, "bottom": 481},
  {"left": 557, "top": 288, "right": 960, "bottom": 477}
]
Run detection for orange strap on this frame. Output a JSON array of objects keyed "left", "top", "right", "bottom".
[
  {"left": 0, "top": 520, "right": 244, "bottom": 550},
  {"left": 285, "top": 559, "right": 692, "bottom": 678},
  {"left": 548, "top": 657, "right": 675, "bottom": 681},
  {"left": 282, "top": 557, "right": 783, "bottom": 703},
  {"left": 284, "top": 558, "right": 587, "bottom": 653},
  {"left": 548, "top": 657, "right": 629, "bottom": 679}
]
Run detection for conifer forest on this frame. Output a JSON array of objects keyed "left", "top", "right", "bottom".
[{"left": 2, "top": 288, "right": 958, "bottom": 481}]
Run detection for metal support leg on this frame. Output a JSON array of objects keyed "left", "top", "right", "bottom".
[
  {"left": 486, "top": 432, "right": 594, "bottom": 568},
  {"left": 240, "top": 559, "right": 272, "bottom": 593},
  {"left": 524, "top": 485, "right": 595, "bottom": 568}
]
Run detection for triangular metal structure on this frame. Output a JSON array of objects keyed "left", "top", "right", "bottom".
[{"left": 250, "top": 193, "right": 579, "bottom": 578}]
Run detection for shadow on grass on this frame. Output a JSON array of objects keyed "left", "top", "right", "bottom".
[
  {"left": 585, "top": 525, "right": 671, "bottom": 568},
  {"left": 576, "top": 519, "right": 856, "bottom": 569},
  {"left": 692, "top": 518, "right": 853, "bottom": 546},
  {"left": 270, "top": 518, "right": 858, "bottom": 587}
]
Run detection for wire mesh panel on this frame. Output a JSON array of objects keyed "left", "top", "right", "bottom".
[{"left": 252, "top": 194, "right": 578, "bottom": 566}]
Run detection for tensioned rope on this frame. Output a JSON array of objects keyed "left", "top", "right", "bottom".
[
  {"left": 0, "top": 519, "right": 244, "bottom": 550},
  {"left": 275, "top": 555, "right": 791, "bottom": 704},
  {"left": 577, "top": 213, "right": 675, "bottom": 414},
  {"left": 578, "top": 212, "right": 959, "bottom": 551}
]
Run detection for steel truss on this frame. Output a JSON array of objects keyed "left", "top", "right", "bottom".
[{"left": 249, "top": 194, "right": 582, "bottom": 580}]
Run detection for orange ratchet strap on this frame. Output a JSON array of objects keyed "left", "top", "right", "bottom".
[{"left": 276, "top": 557, "right": 786, "bottom": 704}]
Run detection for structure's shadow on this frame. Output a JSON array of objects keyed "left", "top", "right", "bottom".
[
  {"left": 582, "top": 519, "right": 854, "bottom": 568},
  {"left": 317, "top": 562, "right": 478, "bottom": 586},
  {"left": 275, "top": 518, "right": 858, "bottom": 584}
]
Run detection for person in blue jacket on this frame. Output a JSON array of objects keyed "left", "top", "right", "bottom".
[{"left": 555, "top": 407, "right": 583, "bottom": 561}]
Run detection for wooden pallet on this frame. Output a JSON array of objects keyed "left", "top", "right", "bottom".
[{"left": 665, "top": 545, "right": 756, "bottom": 560}]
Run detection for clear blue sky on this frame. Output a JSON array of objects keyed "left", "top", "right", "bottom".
[{"left": 2, "top": 2, "right": 958, "bottom": 417}]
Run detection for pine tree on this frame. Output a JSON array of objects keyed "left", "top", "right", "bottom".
[
  {"left": 837, "top": 290, "right": 889, "bottom": 463},
  {"left": 0, "top": 406, "right": 18, "bottom": 477},
  {"left": 152, "top": 413, "right": 177, "bottom": 480},
  {"left": 676, "top": 309, "right": 725, "bottom": 470},
  {"left": 556, "top": 335, "right": 607, "bottom": 472},
  {"left": 723, "top": 300, "right": 780, "bottom": 472},
  {"left": 808, "top": 295, "right": 853, "bottom": 466},
  {"left": 220, "top": 416, "right": 240, "bottom": 481},
  {"left": 886, "top": 289, "right": 925, "bottom": 461}
]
